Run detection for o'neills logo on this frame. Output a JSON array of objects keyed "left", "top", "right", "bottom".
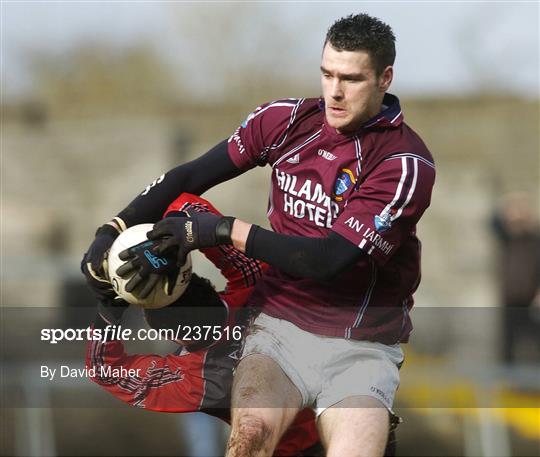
[
  {"left": 185, "top": 221, "right": 194, "bottom": 243},
  {"left": 318, "top": 149, "right": 337, "bottom": 161}
]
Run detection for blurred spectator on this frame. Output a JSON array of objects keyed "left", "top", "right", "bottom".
[{"left": 492, "top": 192, "right": 540, "bottom": 364}]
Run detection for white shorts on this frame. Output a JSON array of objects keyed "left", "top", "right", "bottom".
[{"left": 241, "top": 313, "right": 404, "bottom": 417}]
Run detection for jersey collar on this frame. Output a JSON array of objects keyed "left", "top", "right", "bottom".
[
  {"left": 363, "top": 93, "right": 403, "bottom": 129},
  {"left": 319, "top": 93, "right": 403, "bottom": 139}
]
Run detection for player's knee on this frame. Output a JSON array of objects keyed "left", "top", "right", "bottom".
[
  {"left": 236, "top": 415, "right": 274, "bottom": 446},
  {"left": 228, "top": 415, "right": 275, "bottom": 456}
]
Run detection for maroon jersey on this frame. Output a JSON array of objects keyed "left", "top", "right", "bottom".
[
  {"left": 86, "top": 193, "right": 319, "bottom": 456},
  {"left": 228, "top": 95, "right": 435, "bottom": 343}
]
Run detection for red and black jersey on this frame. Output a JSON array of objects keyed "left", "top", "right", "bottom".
[
  {"left": 228, "top": 95, "right": 436, "bottom": 343},
  {"left": 86, "top": 193, "right": 319, "bottom": 456}
]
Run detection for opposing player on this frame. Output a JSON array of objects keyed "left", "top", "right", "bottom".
[
  {"left": 85, "top": 193, "right": 322, "bottom": 457},
  {"left": 82, "top": 13, "right": 435, "bottom": 457}
]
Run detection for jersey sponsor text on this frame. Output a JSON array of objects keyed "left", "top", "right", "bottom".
[
  {"left": 345, "top": 216, "right": 365, "bottom": 233},
  {"left": 362, "top": 227, "right": 395, "bottom": 256},
  {"left": 275, "top": 168, "right": 339, "bottom": 228}
]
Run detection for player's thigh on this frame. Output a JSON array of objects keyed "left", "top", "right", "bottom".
[
  {"left": 318, "top": 395, "right": 390, "bottom": 457},
  {"left": 231, "top": 354, "right": 302, "bottom": 439}
]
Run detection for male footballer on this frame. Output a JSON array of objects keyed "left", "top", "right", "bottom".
[{"left": 83, "top": 14, "right": 435, "bottom": 457}]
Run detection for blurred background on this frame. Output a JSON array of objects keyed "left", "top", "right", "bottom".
[{"left": 1, "top": 2, "right": 539, "bottom": 456}]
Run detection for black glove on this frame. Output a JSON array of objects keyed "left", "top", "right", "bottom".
[
  {"left": 97, "top": 297, "right": 130, "bottom": 325},
  {"left": 115, "top": 213, "right": 234, "bottom": 299},
  {"left": 148, "top": 212, "right": 235, "bottom": 265},
  {"left": 116, "top": 239, "right": 180, "bottom": 299},
  {"left": 81, "top": 224, "right": 120, "bottom": 300}
]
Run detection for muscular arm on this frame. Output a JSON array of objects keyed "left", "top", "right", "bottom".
[
  {"left": 116, "top": 136, "right": 361, "bottom": 282},
  {"left": 117, "top": 140, "right": 242, "bottom": 226},
  {"left": 237, "top": 222, "right": 363, "bottom": 281}
]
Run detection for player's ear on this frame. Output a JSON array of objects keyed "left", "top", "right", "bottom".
[{"left": 378, "top": 66, "right": 393, "bottom": 92}]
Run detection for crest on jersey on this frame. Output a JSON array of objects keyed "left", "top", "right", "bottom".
[
  {"left": 333, "top": 169, "right": 356, "bottom": 201},
  {"left": 374, "top": 210, "right": 393, "bottom": 233}
]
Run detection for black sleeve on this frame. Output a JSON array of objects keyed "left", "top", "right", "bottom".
[
  {"left": 117, "top": 140, "right": 242, "bottom": 226},
  {"left": 245, "top": 227, "right": 365, "bottom": 281}
]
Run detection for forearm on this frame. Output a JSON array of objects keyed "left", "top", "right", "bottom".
[
  {"left": 231, "top": 221, "right": 362, "bottom": 280},
  {"left": 230, "top": 220, "right": 252, "bottom": 252},
  {"left": 82, "top": 143, "right": 242, "bottom": 292},
  {"left": 117, "top": 140, "right": 241, "bottom": 226}
]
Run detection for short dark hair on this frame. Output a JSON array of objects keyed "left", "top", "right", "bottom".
[
  {"left": 144, "top": 273, "right": 226, "bottom": 333},
  {"left": 325, "top": 14, "right": 396, "bottom": 75}
]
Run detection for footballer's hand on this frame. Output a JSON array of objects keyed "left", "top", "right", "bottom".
[
  {"left": 81, "top": 224, "right": 120, "bottom": 300},
  {"left": 98, "top": 297, "right": 130, "bottom": 325},
  {"left": 147, "top": 213, "right": 235, "bottom": 265},
  {"left": 116, "top": 239, "right": 179, "bottom": 299}
]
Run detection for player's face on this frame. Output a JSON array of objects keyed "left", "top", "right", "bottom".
[{"left": 321, "top": 43, "right": 393, "bottom": 133}]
